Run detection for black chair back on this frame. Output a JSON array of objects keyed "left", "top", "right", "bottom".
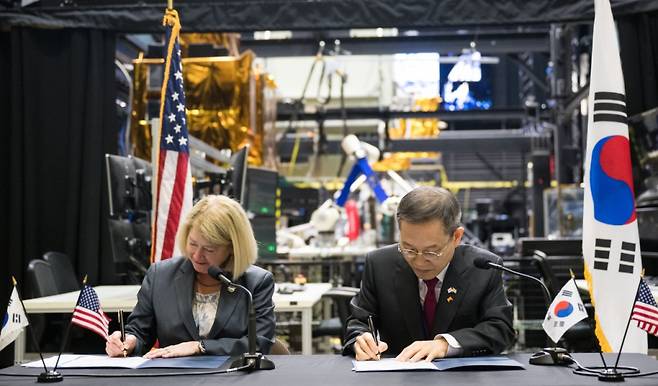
[
  {"left": 43, "top": 251, "right": 80, "bottom": 293},
  {"left": 25, "top": 259, "right": 58, "bottom": 299},
  {"left": 321, "top": 286, "right": 359, "bottom": 344}
]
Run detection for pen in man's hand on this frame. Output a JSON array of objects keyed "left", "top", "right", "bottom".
[
  {"left": 367, "top": 315, "right": 380, "bottom": 357},
  {"left": 119, "top": 310, "right": 127, "bottom": 358}
]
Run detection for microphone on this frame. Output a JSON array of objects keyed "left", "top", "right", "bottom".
[
  {"left": 473, "top": 256, "right": 572, "bottom": 366},
  {"left": 207, "top": 266, "right": 275, "bottom": 371}
]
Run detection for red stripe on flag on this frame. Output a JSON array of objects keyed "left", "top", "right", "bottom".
[
  {"left": 160, "top": 152, "right": 189, "bottom": 259},
  {"left": 634, "top": 303, "right": 658, "bottom": 314}
]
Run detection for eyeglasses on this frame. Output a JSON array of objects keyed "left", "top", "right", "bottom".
[{"left": 397, "top": 241, "right": 451, "bottom": 261}]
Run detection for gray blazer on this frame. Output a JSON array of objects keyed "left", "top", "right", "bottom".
[
  {"left": 344, "top": 244, "right": 515, "bottom": 357},
  {"left": 125, "top": 257, "right": 276, "bottom": 356}
]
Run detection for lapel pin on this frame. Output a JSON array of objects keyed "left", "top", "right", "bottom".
[
  {"left": 227, "top": 286, "right": 236, "bottom": 293},
  {"left": 447, "top": 296, "right": 454, "bottom": 303},
  {"left": 447, "top": 287, "right": 457, "bottom": 294}
]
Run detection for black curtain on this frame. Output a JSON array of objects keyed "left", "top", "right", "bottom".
[
  {"left": 619, "top": 11, "right": 658, "bottom": 116},
  {"left": 0, "top": 27, "right": 117, "bottom": 366}
]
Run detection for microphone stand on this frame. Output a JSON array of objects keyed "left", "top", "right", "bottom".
[
  {"left": 208, "top": 267, "right": 275, "bottom": 371},
  {"left": 474, "top": 258, "right": 571, "bottom": 366}
]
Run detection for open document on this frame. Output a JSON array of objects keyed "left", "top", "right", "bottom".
[
  {"left": 22, "top": 354, "right": 228, "bottom": 369},
  {"left": 352, "top": 356, "right": 525, "bottom": 372}
]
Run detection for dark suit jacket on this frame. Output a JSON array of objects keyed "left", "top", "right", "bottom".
[
  {"left": 344, "top": 244, "right": 515, "bottom": 357},
  {"left": 125, "top": 257, "right": 275, "bottom": 356}
]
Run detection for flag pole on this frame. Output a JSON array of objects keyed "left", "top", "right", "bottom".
[
  {"left": 13, "top": 276, "right": 62, "bottom": 382},
  {"left": 613, "top": 270, "right": 644, "bottom": 370},
  {"left": 12, "top": 277, "right": 47, "bottom": 373},
  {"left": 569, "top": 270, "right": 607, "bottom": 369},
  {"left": 53, "top": 275, "right": 88, "bottom": 373},
  {"left": 167, "top": 0, "right": 173, "bottom": 10}
]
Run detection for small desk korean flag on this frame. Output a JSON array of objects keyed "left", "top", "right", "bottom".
[
  {"left": 542, "top": 280, "right": 588, "bottom": 344},
  {"left": 0, "top": 287, "right": 29, "bottom": 352}
]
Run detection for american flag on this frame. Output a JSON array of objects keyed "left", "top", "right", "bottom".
[
  {"left": 631, "top": 278, "right": 658, "bottom": 336},
  {"left": 151, "top": 9, "right": 193, "bottom": 263},
  {"left": 71, "top": 285, "right": 111, "bottom": 340}
]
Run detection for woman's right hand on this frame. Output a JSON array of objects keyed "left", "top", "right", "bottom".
[{"left": 105, "top": 331, "right": 137, "bottom": 357}]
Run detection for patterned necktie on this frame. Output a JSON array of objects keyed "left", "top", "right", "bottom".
[{"left": 423, "top": 278, "right": 439, "bottom": 334}]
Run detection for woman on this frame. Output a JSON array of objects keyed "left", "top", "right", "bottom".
[{"left": 105, "top": 195, "right": 275, "bottom": 357}]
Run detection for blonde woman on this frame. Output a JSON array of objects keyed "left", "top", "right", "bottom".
[{"left": 105, "top": 195, "right": 275, "bottom": 357}]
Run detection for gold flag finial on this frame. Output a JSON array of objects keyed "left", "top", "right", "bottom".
[
  {"left": 11, "top": 276, "right": 17, "bottom": 286},
  {"left": 83, "top": 275, "right": 89, "bottom": 285}
]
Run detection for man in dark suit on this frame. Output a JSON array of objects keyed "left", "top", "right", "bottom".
[{"left": 344, "top": 186, "right": 515, "bottom": 361}]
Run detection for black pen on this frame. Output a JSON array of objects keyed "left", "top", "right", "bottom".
[
  {"left": 367, "top": 315, "right": 380, "bottom": 357},
  {"left": 119, "top": 310, "right": 127, "bottom": 357}
]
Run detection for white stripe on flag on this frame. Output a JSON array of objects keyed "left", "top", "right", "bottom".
[{"left": 153, "top": 150, "right": 178, "bottom": 262}]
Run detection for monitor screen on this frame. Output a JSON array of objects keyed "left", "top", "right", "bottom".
[
  {"left": 245, "top": 167, "right": 278, "bottom": 217},
  {"left": 440, "top": 62, "right": 493, "bottom": 111},
  {"left": 251, "top": 216, "right": 277, "bottom": 259}
]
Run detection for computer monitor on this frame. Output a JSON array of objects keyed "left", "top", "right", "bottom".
[
  {"left": 105, "top": 154, "right": 137, "bottom": 218},
  {"left": 105, "top": 154, "right": 152, "bottom": 218},
  {"left": 224, "top": 145, "right": 249, "bottom": 204},
  {"left": 251, "top": 216, "right": 277, "bottom": 259},
  {"left": 518, "top": 237, "right": 582, "bottom": 257},
  {"left": 245, "top": 167, "right": 278, "bottom": 216},
  {"left": 108, "top": 219, "right": 149, "bottom": 281},
  {"left": 129, "top": 155, "right": 152, "bottom": 212}
]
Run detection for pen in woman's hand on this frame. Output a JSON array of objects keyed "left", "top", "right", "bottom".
[{"left": 119, "top": 310, "right": 127, "bottom": 358}]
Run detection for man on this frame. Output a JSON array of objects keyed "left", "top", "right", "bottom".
[{"left": 344, "top": 186, "right": 515, "bottom": 361}]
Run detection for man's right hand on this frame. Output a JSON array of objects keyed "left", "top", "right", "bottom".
[
  {"left": 105, "top": 331, "right": 137, "bottom": 357},
  {"left": 354, "top": 332, "right": 388, "bottom": 361}
]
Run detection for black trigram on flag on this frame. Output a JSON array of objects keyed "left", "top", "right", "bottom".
[
  {"left": 561, "top": 289, "right": 573, "bottom": 297},
  {"left": 593, "top": 92, "right": 627, "bottom": 124},
  {"left": 619, "top": 241, "right": 636, "bottom": 274},
  {"left": 593, "top": 238, "right": 635, "bottom": 274},
  {"left": 594, "top": 238, "right": 611, "bottom": 271}
]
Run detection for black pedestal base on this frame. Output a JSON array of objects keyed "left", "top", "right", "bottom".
[
  {"left": 597, "top": 369, "right": 626, "bottom": 382},
  {"left": 529, "top": 347, "right": 573, "bottom": 366},
  {"left": 37, "top": 370, "right": 63, "bottom": 383},
  {"left": 230, "top": 353, "right": 275, "bottom": 371}
]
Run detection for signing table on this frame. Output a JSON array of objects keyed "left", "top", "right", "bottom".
[
  {"left": 1, "top": 353, "right": 658, "bottom": 386},
  {"left": 15, "top": 283, "right": 332, "bottom": 363}
]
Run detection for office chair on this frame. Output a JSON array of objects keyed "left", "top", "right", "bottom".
[
  {"left": 270, "top": 338, "right": 291, "bottom": 355},
  {"left": 531, "top": 250, "right": 599, "bottom": 352},
  {"left": 25, "top": 259, "right": 59, "bottom": 299},
  {"left": 43, "top": 251, "right": 80, "bottom": 293},
  {"left": 313, "top": 287, "right": 360, "bottom": 347}
]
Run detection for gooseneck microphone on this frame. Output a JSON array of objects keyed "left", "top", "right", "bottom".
[
  {"left": 207, "top": 266, "right": 275, "bottom": 371},
  {"left": 473, "top": 256, "right": 572, "bottom": 366},
  {"left": 473, "top": 257, "right": 552, "bottom": 305}
]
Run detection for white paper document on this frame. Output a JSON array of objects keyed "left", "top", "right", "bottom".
[
  {"left": 352, "top": 358, "right": 438, "bottom": 372},
  {"left": 23, "top": 354, "right": 148, "bottom": 369},
  {"left": 352, "top": 356, "right": 525, "bottom": 372},
  {"left": 22, "top": 354, "right": 228, "bottom": 369}
]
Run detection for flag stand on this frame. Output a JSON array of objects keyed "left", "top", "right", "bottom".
[
  {"left": 571, "top": 275, "right": 645, "bottom": 382},
  {"left": 48, "top": 275, "right": 89, "bottom": 381},
  {"left": 11, "top": 277, "right": 63, "bottom": 383}
]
